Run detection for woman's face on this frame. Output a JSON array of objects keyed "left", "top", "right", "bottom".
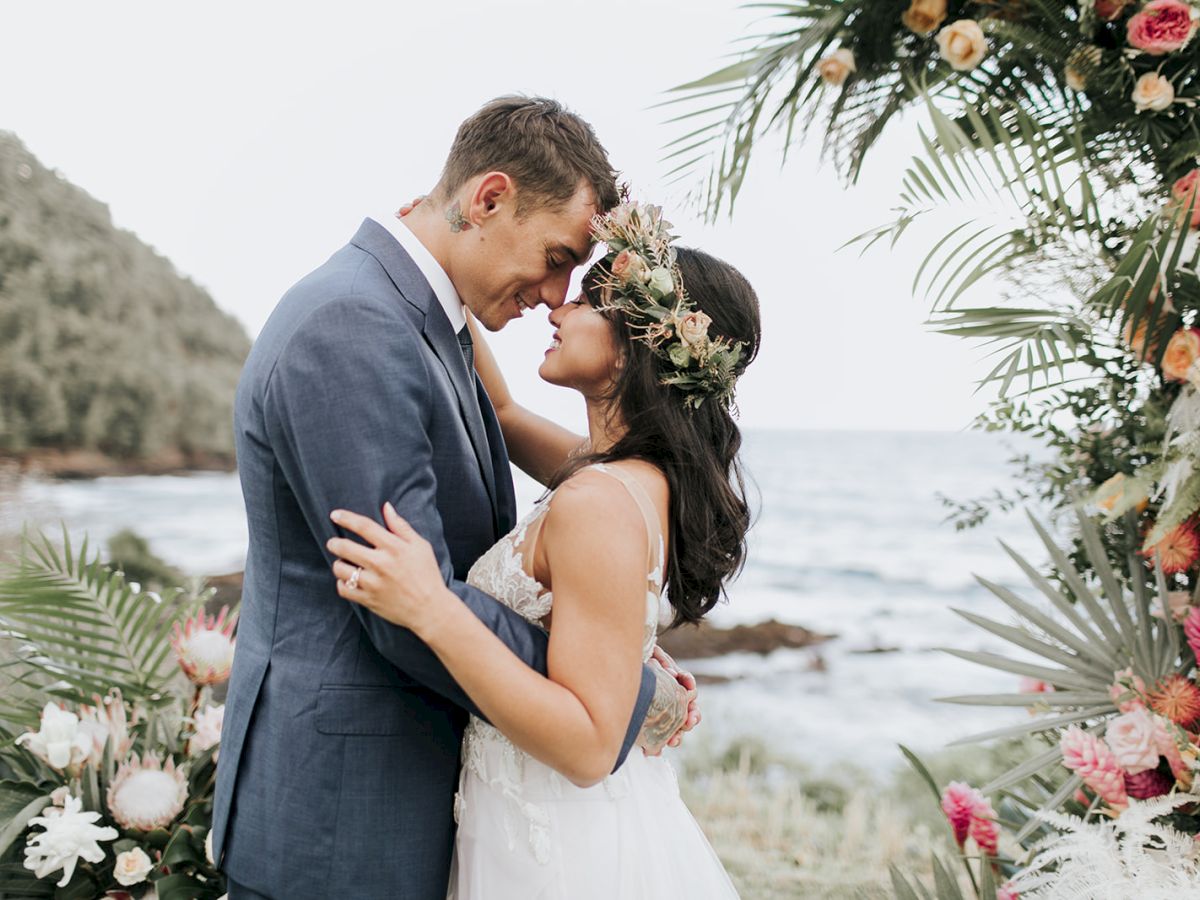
[{"left": 538, "top": 291, "right": 622, "bottom": 396}]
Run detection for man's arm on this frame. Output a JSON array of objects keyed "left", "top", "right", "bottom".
[{"left": 262, "top": 295, "right": 658, "bottom": 764}]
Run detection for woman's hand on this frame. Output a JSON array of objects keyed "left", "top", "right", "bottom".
[{"left": 327, "top": 503, "right": 454, "bottom": 636}]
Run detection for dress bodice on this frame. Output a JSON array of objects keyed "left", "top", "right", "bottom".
[{"left": 455, "top": 463, "right": 666, "bottom": 864}]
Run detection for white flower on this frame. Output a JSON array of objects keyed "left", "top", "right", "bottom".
[
  {"left": 647, "top": 267, "right": 675, "bottom": 299},
  {"left": 205, "top": 828, "right": 215, "bottom": 866},
  {"left": 1133, "top": 72, "right": 1175, "bottom": 112},
  {"left": 23, "top": 794, "right": 117, "bottom": 887},
  {"left": 77, "top": 689, "right": 133, "bottom": 768},
  {"left": 936, "top": 19, "right": 988, "bottom": 71},
  {"left": 171, "top": 606, "right": 237, "bottom": 685},
  {"left": 16, "top": 703, "right": 92, "bottom": 772},
  {"left": 816, "top": 48, "right": 856, "bottom": 87},
  {"left": 190, "top": 704, "right": 224, "bottom": 756},
  {"left": 107, "top": 753, "right": 188, "bottom": 832},
  {"left": 113, "top": 847, "right": 154, "bottom": 886},
  {"left": 49, "top": 786, "right": 71, "bottom": 807}
]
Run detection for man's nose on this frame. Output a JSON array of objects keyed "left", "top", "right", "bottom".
[{"left": 535, "top": 271, "right": 573, "bottom": 310}]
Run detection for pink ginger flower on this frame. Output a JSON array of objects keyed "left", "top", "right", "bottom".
[
  {"left": 940, "top": 782, "right": 980, "bottom": 845},
  {"left": 968, "top": 795, "right": 999, "bottom": 857},
  {"left": 171, "top": 605, "right": 237, "bottom": 685},
  {"left": 1060, "top": 726, "right": 1128, "bottom": 811},
  {"left": 997, "top": 882, "right": 1020, "bottom": 900},
  {"left": 1126, "top": 767, "right": 1174, "bottom": 799},
  {"left": 1019, "top": 677, "right": 1054, "bottom": 694}
]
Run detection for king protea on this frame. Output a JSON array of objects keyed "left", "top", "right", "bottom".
[
  {"left": 106, "top": 752, "right": 188, "bottom": 831},
  {"left": 171, "top": 606, "right": 237, "bottom": 685}
]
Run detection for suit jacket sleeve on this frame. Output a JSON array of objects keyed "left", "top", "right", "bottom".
[{"left": 262, "top": 294, "right": 654, "bottom": 769}]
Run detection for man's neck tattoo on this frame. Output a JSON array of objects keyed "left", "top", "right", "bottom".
[{"left": 445, "top": 201, "right": 472, "bottom": 233}]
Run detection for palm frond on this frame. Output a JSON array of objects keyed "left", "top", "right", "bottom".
[{"left": 0, "top": 529, "right": 208, "bottom": 707}]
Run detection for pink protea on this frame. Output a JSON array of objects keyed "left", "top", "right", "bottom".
[
  {"left": 106, "top": 752, "right": 188, "bottom": 831},
  {"left": 1125, "top": 767, "right": 1174, "bottom": 799},
  {"left": 940, "top": 782, "right": 983, "bottom": 846},
  {"left": 171, "top": 606, "right": 237, "bottom": 685},
  {"left": 1060, "top": 726, "right": 1128, "bottom": 811},
  {"left": 968, "top": 795, "right": 999, "bottom": 857}
]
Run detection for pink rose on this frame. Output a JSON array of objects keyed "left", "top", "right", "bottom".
[
  {"left": 1110, "top": 667, "right": 1147, "bottom": 713},
  {"left": 1105, "top": 708, "right": 1161, "bottom": 774},
  {"left": 677, "top": 311, "right": 713, "bottom": 349},
  {"left": 1128, "top": 0, "right": 1197, "bottom": 55}
]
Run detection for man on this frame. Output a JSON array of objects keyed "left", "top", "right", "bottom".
[{"left": 212, "top": 96, "right": 693, "bottom": 900}]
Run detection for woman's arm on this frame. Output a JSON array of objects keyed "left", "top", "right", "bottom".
[
  {"left": 468, "top": 315, "right": 587, "bottom": 486},
  {"left": 328, "top": 472, "right": 655, "bottom": 786}
]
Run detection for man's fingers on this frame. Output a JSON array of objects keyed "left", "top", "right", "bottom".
[{"left": 330, "top": 509, "right": 394, "bottom": 548}]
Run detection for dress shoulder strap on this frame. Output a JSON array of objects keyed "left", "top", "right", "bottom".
[{"left": 585, "top": 462, "right": 665, "bottom": 591}]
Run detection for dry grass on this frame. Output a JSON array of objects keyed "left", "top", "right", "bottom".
[{"left": 678, "top": 739, "right": 1003, "bottom": 899}]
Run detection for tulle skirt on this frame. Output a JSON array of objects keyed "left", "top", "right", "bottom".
[{"left": 448, "top": 724, "right": 739, "bottom": 899}]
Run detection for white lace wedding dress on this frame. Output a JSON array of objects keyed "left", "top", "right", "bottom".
[{"left": 448, "top": 462, "right": 740, "bottom": 899}]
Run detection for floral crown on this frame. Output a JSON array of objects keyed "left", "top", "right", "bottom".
[{"left": 587, "top": 201, "right": 746, "bottom": 409}]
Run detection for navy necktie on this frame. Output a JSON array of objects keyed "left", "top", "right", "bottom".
[{"left": 456, "top": 324, "right": 474, "bottom": 371}]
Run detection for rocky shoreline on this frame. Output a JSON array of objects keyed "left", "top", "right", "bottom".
[
  {"left": 3, "top": 449, "right": 236, "bottom": 480},
  {"left": 205, "top": 572, "right": 833, "bottom": 667}
]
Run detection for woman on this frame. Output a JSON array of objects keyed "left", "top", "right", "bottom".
[{"left": 327, "top": 202, "right": 759, "bottom": 897}]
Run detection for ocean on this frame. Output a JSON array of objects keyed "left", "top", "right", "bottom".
[{"left": 4, "top": 430, "right": 1055, "bottom": 773}]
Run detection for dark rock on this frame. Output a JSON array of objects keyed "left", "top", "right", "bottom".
[{"left": 658, "top": 618, "right": 834, "bottom": 660}]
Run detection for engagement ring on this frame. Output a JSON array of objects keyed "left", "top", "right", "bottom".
[{"left": 347, "top": 567, "right": 362, "bottom": 591}]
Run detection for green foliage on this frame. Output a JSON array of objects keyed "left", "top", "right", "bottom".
[
  {"left": 107, "top": 529, "right": 185, "bottom": 592},
  {"left": 0, "top": 133, "right": 249, "bottom": 460},
  {"left": 0, "top": 529, "right": 210, "bottom": 711}
]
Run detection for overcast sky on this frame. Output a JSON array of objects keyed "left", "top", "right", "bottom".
[{"left": 2, "top": 0, "right": 1003, "bottom": 432}]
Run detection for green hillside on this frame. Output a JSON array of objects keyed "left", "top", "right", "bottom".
[{"left": 0, "top": 132, "right": 249, "bottom": 461}]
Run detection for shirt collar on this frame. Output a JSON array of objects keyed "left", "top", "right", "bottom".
[{"left": 374, "top": 210, "right": 466, "bottom": 333}]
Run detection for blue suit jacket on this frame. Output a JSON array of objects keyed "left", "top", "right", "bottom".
[{"left": 212, "top": 220, "right": 655, "bottom": 899}]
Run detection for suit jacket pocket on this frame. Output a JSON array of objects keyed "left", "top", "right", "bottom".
[{"left": 314, "top": 684, "right": 410, "bottom": 735}]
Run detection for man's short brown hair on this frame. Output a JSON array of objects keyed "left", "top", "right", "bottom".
[{"left": 435, "top": 96, "right": 620, "bottom": 215}]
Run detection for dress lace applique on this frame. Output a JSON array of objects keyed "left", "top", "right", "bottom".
[{"left": 457, "top": 467, "right": 662, "bottom": 865}]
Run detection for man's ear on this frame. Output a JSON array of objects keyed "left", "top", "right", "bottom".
[{"left": 468, "top": 171, "right": 514, "bottom": 224}]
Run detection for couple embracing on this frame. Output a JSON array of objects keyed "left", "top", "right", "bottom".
[{"left": 211, "top": 96, "right": 761, "bottom": 899}]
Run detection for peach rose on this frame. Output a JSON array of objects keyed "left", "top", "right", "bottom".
[
  {"left": 936, "top": 20, "right": 988, "bottom": 71},
  {"left": 1152, "top": 589, "right": 1193, "bottom": 622},
  {"left": 1096, "top": 0, "right": 1135, "bottom": 20},
  {"left": 1127, "top": 0, "right": 1198, "bottom": 55},
  {"left": 1106, "top": 708, "right": 1160, "bottom": 774},
  {"left": 677, "top": 311, "right": 713, "bottom": 349},
  {"left": 1065, "top": 45, "right": 1102, "bottom": 92},
  {"left": 1094, "top": 472, "right": 1148, "bottom": 515},
  {"left": 610, "top": 249, "right": 648, "bottom": 285},
  {"left": 817, "top": 48, "right": 856, "bottom": 86},
  {"left": 1111, "top": 667, "right": 1147, "bottom": 713},
  {"left": 1133, "top": 71, "right": 1176, "bottom": 111},
  {"left": 1163, "top": 326, "right": 1200, "bottom": 380},
  {"left": 113, "top": 847, "right": 154, "bottom": 887},
  {"left": 902, "top": 0, "right": 947, "bottom": 35}
]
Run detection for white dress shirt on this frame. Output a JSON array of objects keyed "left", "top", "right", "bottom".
[{"left": 374, "top": 211, "right": 467, "bottom": 333}]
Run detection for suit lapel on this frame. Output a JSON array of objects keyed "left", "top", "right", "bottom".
[{"left": 350, "top": 220, "right": 500, "bottom": 536}]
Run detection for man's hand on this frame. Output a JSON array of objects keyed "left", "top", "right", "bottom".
[
  {"left": 651, "top": 644, "right": 700, "bottom": 749},
  {"left": 636, "top": 654, "right": 697, "bottom": 757}
]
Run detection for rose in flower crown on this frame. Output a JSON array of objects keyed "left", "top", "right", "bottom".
[{"left": 587, "top": 201, "right": 746, "bottom": 409}]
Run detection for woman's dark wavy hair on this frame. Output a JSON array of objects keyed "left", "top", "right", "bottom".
[{"left": 549, "top": 246, "right": 762, "bottom": 628}]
